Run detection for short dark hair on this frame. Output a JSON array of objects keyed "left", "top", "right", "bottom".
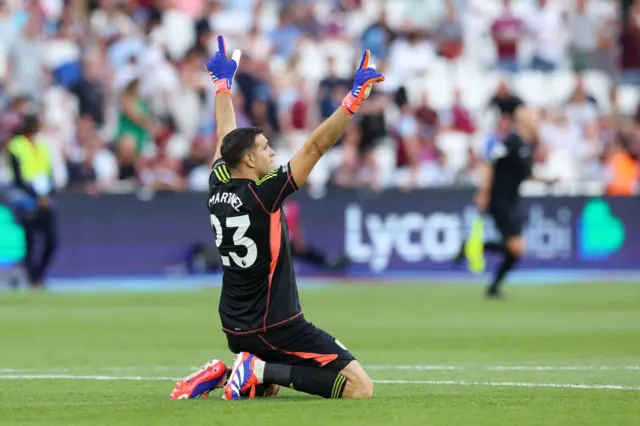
[
  {"left": 221, "top": 127, "right": 263, "bottom": 170},
  {"left": 20, "top": 114, "right": 40, "bottom": 135}
]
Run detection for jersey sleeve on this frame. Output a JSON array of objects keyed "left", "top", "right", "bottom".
[
  {"left": 209, "top": 158, "right": 231, "bottom": 188},
  {"left": 488, "top": 135, "right": 518, "bottom": 165},
  {"left": 251, "top": 162, "right": 299, "bottom": 213}
]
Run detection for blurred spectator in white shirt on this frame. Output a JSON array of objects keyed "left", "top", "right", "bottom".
[
  {"left": 388, "top": 30, "right": 435, "bottom": 83},
  {"left": 564, "top": 74, "right": 599, "bottom": 130},
  {"left": 539, "top": 110, "right": 584, "bottom": 182},
  {"left": 527, "top": 0, "right": 569, "bottom": 73},
  {"left": 9, "top": 15, "right": 46, "bottom": 101},
  {"left": 65, "top": 115, "right": 119, "bottom": 193}
]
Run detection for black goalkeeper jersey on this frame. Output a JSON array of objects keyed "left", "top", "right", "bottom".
[
  {"left": 208, "top": 159, "right": 302, "bottom": 335},
  {"left": 487, "top": 132, "right": 534, "bottom": 203}
]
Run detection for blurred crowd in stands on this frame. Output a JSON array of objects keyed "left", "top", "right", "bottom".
[{"left": 0, "top": 0, "right": 639, "bottom": 197}]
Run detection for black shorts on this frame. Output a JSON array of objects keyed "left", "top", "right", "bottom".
[
  {"left": 488, "top": 200, "right": 523, "bottom": 239},
  {"left": 225, "top": 317, "right": 355, "bottom": 373}
]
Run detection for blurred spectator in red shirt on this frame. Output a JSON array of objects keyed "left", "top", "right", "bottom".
[
  {"left": 445, "top": 88, "right": 476, "bottom": 134},
  {"left": 620, "top": 2, "right": 640, "bottom": 86},
  {"left": 491, "top": 0, "right": 524, "bottom": 74}
]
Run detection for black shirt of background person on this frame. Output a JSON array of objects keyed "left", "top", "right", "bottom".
[
  {"left": 235, "top": 72, "right": 280, "bottom": 134},
  {"left": 489, "top": 94, "right": 524, "bottom": 118},
  {"left": 489, "top": 132, "right": 534, "bottom": 202},
  {"left": 71, "top": 80, "right": 105, "bottom": 127},
  {"left": 357, "top": 89, "right": 386, "bottom": 155},
  {"left": 318, "top": 76, "right": 350, "bottom": 119}
]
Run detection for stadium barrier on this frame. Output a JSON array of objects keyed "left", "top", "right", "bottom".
[{"left": 1, "top": 189, "right": 639, "bottom": 277}]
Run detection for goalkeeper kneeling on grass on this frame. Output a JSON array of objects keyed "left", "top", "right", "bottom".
[{"left": 170, "top": 36, "right": 383, "bottom": 401}]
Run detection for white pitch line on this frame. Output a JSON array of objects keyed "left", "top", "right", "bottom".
[
  {"left": 365, "top": 365, "right": 640, "bottom": 371},
  {"left": 485, "top": 366, "right": 640, "bottom": 371},
  {"left": 3, "top": 365, "right": 640, "bottom": 373},
  {"left": 0, "top": 375, "right": 178, "bottom": 381},
  {"left": 0, "top": 374, "right": 638, "bottom": 391},
  {"left": 366, "top": 365, "right": 462, "bottom": 371},
  {"left": 375, "top": 380, "right": 640, "bottom": 391}
]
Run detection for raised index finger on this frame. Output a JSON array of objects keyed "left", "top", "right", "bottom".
[
  {"left": 217, "top": 35, "right": 227, "bottom": 57},
  {"left": 358, "top": 49, "right": 370, "bottom": 70}
]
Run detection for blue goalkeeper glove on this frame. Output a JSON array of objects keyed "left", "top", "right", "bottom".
[
  {"left": 206, "top": 35, "right": 238, "bottom": 95},
  {"left": 341, "top": 49, "right": 385, "bottom": 117}
]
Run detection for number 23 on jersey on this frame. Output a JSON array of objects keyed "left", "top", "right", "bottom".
[{"left": 210, "top": 214, "right": 258, "bottom": 268}]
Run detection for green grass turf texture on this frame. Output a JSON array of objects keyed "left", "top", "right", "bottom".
[{"left": 0, "top": 283, "right": 639, "bottom": 425}]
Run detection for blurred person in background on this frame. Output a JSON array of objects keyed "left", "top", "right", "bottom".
[
  {"left": 580, "top": 122, "right": 607, "bottom": 180},
  {"left": 604, "top": 140, "right": 638, "bottom": 195},
  {"left": 6, "top": 114, "right": 58, "bottom": 289},
  {"left": 564, "top": 74, "right": 599, "bottom": 129},
  {"left": 491, "top": 0, "right": 524, "bottom": 74},
  {"left": 359, "top": 10, "right": 394, "bottom": 62},
  {"left": 116, "top": 133, "right": 139, "bottom": 183},
  {"left": 456, "top": 107, "right": 553, "bottom": 298},
  {"left": 0, "top": 0, "right": 19, "bottom": 53},
  {"left": 7, "top": 14, "right": 47, "bottom": 102},
  {"left": 526, "top": 0, "right": 568, "bottom": 73},
  {"left": 269, "top": 7, "right": 301, "bottom": 62},
  {"left": 484, "top": 115, "right": 513, "bottom": 160},
  {"left": 457, "top": 146, "right": 482, "bottom": 186},
  {"left": 569, "top": 0, "right": 601, "bottom": 72},
  {"left": 619, "top": 0, "right": 640, "bottom": 86},
  {"left": 443, "top": 88, "right": 476, "bottom": 134},
  {"left": 70, "top": 56, "right": 106, "bottom": 128},
  {"left": 387, "top": 30, "right": 435, "bottom": 82},
  {"left": 418, "top": 148, "right": 456, "bottom": 188},
  {"left": 488, "top": 79, "right": 524, "bottom": 120},
  {"left": 335, "top": 85, "right": 388, "bottom": 189},
  {"left": 537, "top": 109, "right": 584, "bottom": 183},
  {"left": 183, "top": 137, "right": 213, "bottom": 191},
  {"left": 116, "top": 78, "right": 155, "bottom": 161},
  {"left": 318, "top": 57, "right": 350, "bottom": 120},
  {"left": 434, "top": 0, "right": 464, "bottom": 63},
  {"left": 138, "top": 147, "right": 185, "bottom": 192},
  {"left": 65, "top": 115, "right": 118, "bottom": 193}
]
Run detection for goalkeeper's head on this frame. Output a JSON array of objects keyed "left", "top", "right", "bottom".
[{"left": 221, "top": 126, "right": 275, "bottom": 179}]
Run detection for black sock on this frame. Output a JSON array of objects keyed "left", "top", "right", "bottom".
[
  {"left": 264, "top": 363, "right": 347, "bottom": 399},
  {"left": 453, "top": 241, "right": 466, "bottom": 263},
  {"left": 301, "top": 247, "right": 329, "bottom": 267},
  {"left": 484, "top": 241, "right": 507, "bottom": 254},
  {"left": 489, "top": 253, "right": 519, "bottom": 293}
]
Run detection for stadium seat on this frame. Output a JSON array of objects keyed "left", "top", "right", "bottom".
[
  {"left": 616, "top": 85, "right": 640, "bottom": 117},
  {"left": 582, "top": 70, "right": 613, "bottom": 113},
  {"left": 514, "top": 71, "right": 550, "bottom": 107},
  {"left": 583, "top": 180, "right": 606, "bottom": 196},
  {"left": 321, "top": 40, "right": 356, "bottom": 77},
  {"left": 436, "top": 131, "right": 470, "bottom": 172},
  {"left": 0, "top": 44, "right": 6, "bottom": 81},
  {"left": 458, "top": 71, "right": 500, "bottom": 111},
  {"left": 373, "top": 139, "right": 399, "bottom": 188},
  {"left": 548, "top": 70, "right": 577, "bottom": 106},
  {"left": 298, "top": 41, "right": 327, "bottom": 83},
  {"left": 520, "top": 180, "right": 548, "bottom": 196},
  {"left": 162, "top": 9, "right": 195, "bottom": 60},
  {"left": 425, "top": 74, "right": 454, "bottom": 110}
]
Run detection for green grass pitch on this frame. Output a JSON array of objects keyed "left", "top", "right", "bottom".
[{"left": 0, "top": 283, "right": 639, "bottom": 425}]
